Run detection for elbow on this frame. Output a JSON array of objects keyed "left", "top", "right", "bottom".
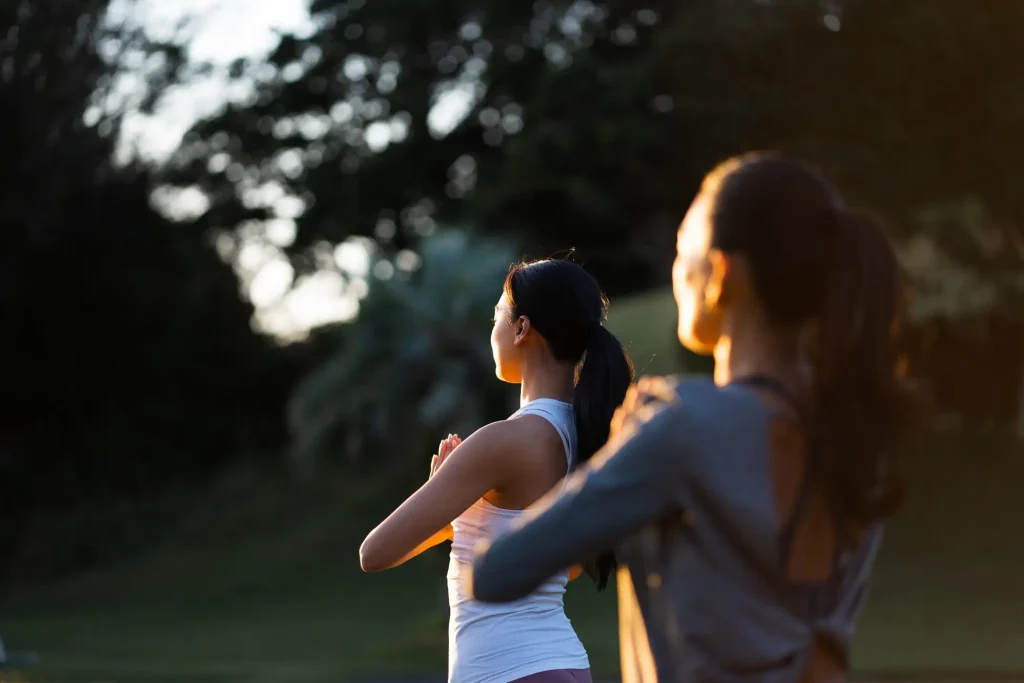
[{"left": 358, "top": 537, "right": 388, "bottom": 573}]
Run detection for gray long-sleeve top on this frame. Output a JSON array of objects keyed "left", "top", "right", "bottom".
[{"left": 470, "top": 376, "right": 883, "bottom": 683}]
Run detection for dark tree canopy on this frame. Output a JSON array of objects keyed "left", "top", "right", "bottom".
[
  {"left": 165, "top": 0, "right": 1022, "bottom": 298},
  {"left": 0, "top": 0, "right": 303, "bottom": 581}
]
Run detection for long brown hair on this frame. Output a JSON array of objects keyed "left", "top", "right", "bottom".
[{"left": 702, "top": 153, "right": 918, "bottom": 525}]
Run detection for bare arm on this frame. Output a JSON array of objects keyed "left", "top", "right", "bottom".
[
  {"left": 403, "top": 524, "right": 454, "bottom": 561},
  {"left": 470, "top": 379, "right": 685, "bottom": 602},
  {"left": 394, "top": 435, "right": 461, "bottom": 559},
  {"left": 359, "top": 425, "right": 514, "bottom": 572}
]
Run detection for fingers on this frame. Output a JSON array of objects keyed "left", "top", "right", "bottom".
[
  {"left": 637, "top": 375, "right": 677, "bottom": 402},
  {"left": 612, "top": 386, "right": 640, "bottom": 434},
  {"left": 610, "top": 404, "right": 628, "bottom": 436},
  {"left": 611, "top": 378, "right": 678, "bottom": 442},
  {"left": 440, "top": 434, "right": 459, "bottom": 458},
  {"left": 435, "top": 434, "right": 461, "bottom": 472}
]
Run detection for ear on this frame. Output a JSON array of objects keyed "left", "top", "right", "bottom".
[
  {"left": 702, "top": 248, "right": 731, "bottom": 312},
  {"left": 513, "top": 315, "right": 531, "bottom": 346}
]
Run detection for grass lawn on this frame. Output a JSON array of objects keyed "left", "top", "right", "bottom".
[
  {"left": 2, "top": 289, "right": 1022, "bottom": 682},
  {"left": 605, "top": 288, "right": 697, "bottom": 378},
  {"left": 3, "top": 429, "right": 1021, "bottom": 683}
]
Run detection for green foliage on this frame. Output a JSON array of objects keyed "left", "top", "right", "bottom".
[
  {"left": 287, "top": 230, "right": 518, "bottom": 472},
  {"left": 903, "top": 199, "right": 1024, "bottom": 322},
  {"left": 159, "top": 0, "right": 1024, "bottom": 436},
  {"left": 163, "top": 0, "right": 1024, "bottom": 301}
]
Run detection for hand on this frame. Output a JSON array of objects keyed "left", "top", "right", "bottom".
[
  {"left": 429, "top": 433, "right": 461, "bottom": 479},
  {"left": 611, "top": 376, "right": 678, "bottom": 438}
]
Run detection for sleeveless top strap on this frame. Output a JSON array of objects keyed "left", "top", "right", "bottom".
[{"left": 514, "top": 399, "right": 576, "bottom": 473}]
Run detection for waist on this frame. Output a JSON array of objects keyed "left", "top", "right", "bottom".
[
  {"left": 450, "top": 597, "right": 576, "bottom": 632},
  {"left": 448, "top": 604, "right": 589, "bottom": 683}
]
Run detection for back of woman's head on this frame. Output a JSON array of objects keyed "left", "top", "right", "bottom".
[
  {"left": 505, "top": 259, "right": 635, "bottom": 588},
  {"left": 702, "top": 153, "right": 917, "bottom": 526}
]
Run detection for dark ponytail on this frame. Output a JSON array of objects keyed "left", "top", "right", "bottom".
[
  {"left": 573, "top": 323, "right": 635, "bottom": 588},
  {"left": 574, "top": 325, "right": 636, "bottom": 462},
  {"left": 703, "top": 153, "right": 920, "bottom": 530},
  {"left": 504, "top": 259, "right": 635, "bottom": 589},
  {"left": 813, "top": 209, "right": 916, "bottom": 525}
]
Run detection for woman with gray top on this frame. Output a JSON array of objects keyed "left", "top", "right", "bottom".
[{"left": 469, "top": 153, "right": 919, "bottom": 683}]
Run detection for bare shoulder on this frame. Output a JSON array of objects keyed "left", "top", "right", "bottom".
[
  {"left": 447, "top": 417, "right": 562, "bottom": 488},
  {"left": 505, "top": 412, "right": 565, "bottom": 449},
  {"left": 456, "top": 417, "right": 551, "bottom": 461},
  {"left": 460, "top": 419, "right": 523, "bottom": 450},
  {"left": 471, "top": 413, "right": 563, "bottom": 455}
]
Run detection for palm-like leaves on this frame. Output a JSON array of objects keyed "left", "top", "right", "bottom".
[{"left": 287, "top": 231, "right": 519, "bottom": 473}]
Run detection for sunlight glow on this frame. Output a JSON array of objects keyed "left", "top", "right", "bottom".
[
  {"left": 334, "top": 237, "right": 375, "bottom": 278},
  {"left": 264, "top": 217, "right": 297, "bottom": 247},
  {"left": 429, "top": 84, "right": 477, "bottom": 138},
  {"left": 254, "top": 270, "right": 363, "bottom": 341},
  {"left": 365, "top": 121, "right": 392, "bottom": 152},
  {"left": 149, "top": 184, "right": 210, "bottom": 221},
  {"left": 129, "top": 0, "right": 470, "bottom": 339},
  {"left": 248, "top": 258, "right": 295, "bottom": 307},
  {"left": 237, "top": 241, "right": 277, "bottom": 272}
]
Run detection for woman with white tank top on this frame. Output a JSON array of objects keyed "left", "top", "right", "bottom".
[{"left": 359, "top": 259, "right": 634, "bottom": 683}]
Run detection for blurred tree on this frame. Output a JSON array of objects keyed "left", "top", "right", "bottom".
[
  {"left": 0, "top": 0, "right": 305, "bottom": 580},
  {"left": 693, "top": 0, "right": 1024, "bottom": 437},
  {"left": 287, "top": 230, "right": 517, "bottom": 473},
  {"left": 161, "top": 0, "right": 717, "bottom": 297},
  {"left": 164, "top": 0, "right": 1022, "bottom": 429},
  {"left": 898, "top": 200, "right": 1024, "bottom": 439},
  {"left": 163, "top": 0, "right": 1022, "bottom": 289}
]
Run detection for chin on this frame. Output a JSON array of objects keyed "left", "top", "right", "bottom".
[
  {"left": 493, "top": 365, "right": 519, "bottom": 384},
  {"left": 678, "top": 326, "right": 715, "bottom": 356}
]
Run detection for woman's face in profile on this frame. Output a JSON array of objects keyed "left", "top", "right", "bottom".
[
  {"left": 490, "top": 292, "right": 522, "bottom": 383},
  {"left": 673, "top": 195, "right": 721, "bottom": 354}
]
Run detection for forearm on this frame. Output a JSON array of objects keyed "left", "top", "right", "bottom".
[
  {"left": 406, "top": 524, "right": 453, "bottom": 561},
  {"left": 361, "top": 523, "right": 453, "bottom": 572},
  {"left": 361, "top": 422, "right": 520, "bottom": 574}
]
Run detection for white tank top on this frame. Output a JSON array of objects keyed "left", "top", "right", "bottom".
[{"left": 446, "top": 399, "right": 590, "bottom": 683}]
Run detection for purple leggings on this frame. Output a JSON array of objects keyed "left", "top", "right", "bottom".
[{"left": 510, "top": 669, "right": 593, "bottom": 683}]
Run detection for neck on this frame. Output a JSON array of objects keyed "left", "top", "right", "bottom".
[
  {"left": 519, "top": 350, "right": 576, "bottom": 406},
  {"left": 713, "top": 309, "right": 804, "bottom": 388}
]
